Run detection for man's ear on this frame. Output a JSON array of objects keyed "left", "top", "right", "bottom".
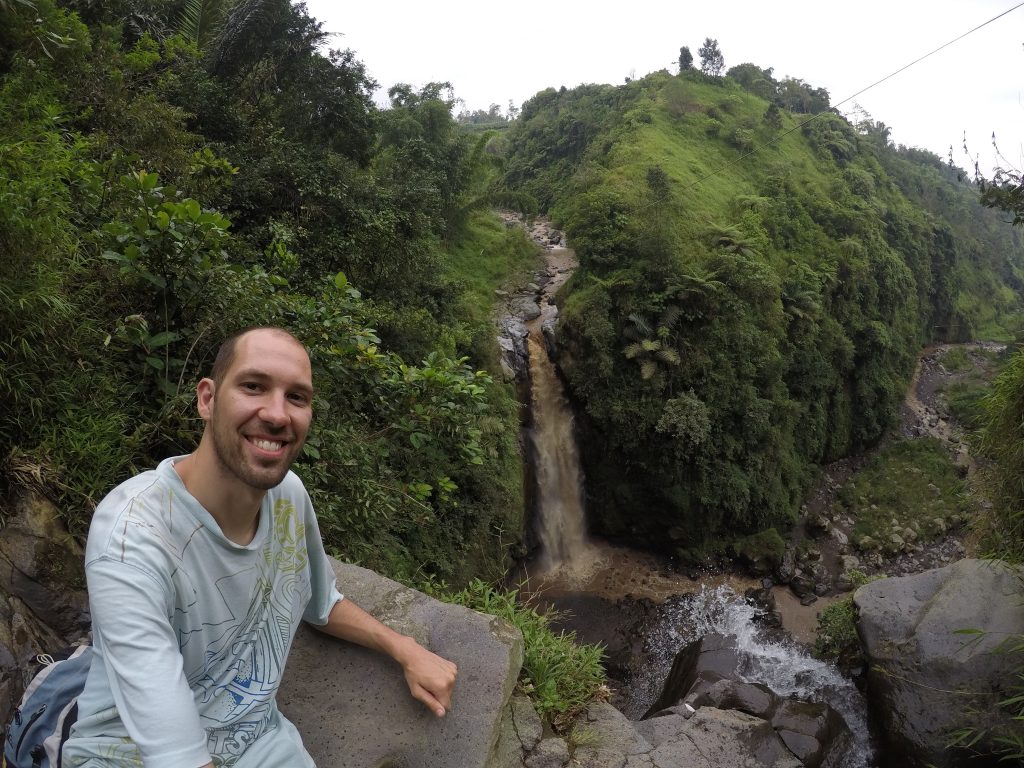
[{"left": 197, "top": 377, "right": 216, "bottom": 421}]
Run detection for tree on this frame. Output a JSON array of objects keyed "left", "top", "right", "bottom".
[
  {"left": 698, "top": 38, "right": 724, "bottom": 77},
  {"left": 678, "top": 46, "right": 693, "bottom": 72}
]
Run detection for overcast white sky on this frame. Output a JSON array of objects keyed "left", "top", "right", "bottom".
[{"left": 302, "top": 0, "right": 1023, "bottom": 175}]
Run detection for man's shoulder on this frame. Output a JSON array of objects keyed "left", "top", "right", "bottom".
[
  {"left": 94, "top": 465, "right": 167, "bottom": 516},
  {"left": 86, "top": 459, "right": 188, "bottom": 558}
]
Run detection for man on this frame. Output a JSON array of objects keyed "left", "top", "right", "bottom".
[{"left": 63, "top": 327, "right": 457, "bottom": 767}]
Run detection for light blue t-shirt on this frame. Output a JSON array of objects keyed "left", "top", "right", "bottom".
[{"left": 63, "top": 457, "right": 343, "bottom": 768}]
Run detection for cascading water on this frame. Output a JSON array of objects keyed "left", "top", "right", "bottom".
[
  {"left": 621, "top": 585, "right": 874, "bottom": 768},
  {"left": 527, "top": 330, "right": 591, "bottom": 572}
]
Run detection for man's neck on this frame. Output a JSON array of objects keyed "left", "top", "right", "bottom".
[{"left": 173, "top": 449, "right": 264, "bottom": 545}]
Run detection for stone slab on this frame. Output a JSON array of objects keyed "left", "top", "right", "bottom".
[{"left": 280, "top": 560, "right": 523, "bottom": 768}]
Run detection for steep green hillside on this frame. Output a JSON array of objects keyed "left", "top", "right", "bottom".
[{"left": 502, "top": 69, "right": 1024, "bottom": 554}]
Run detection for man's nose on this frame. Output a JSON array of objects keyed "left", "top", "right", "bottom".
[{"left": 259, "top": 392, "right": 289, "bottom": 426}]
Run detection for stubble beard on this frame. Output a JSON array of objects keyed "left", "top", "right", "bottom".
[{"left": 210, "top": 417, "right": 299, "bottom": 491}]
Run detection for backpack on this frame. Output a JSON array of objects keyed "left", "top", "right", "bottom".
[{"left": 3, "top": 645, "right": 92, "bottom": 768}]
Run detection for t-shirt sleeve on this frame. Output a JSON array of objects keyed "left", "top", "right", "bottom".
[
  {"left": 298, "top": 492, "right": 343, "bottom": 627},
  {"left": 87, "top": 556, "right": 212, "bottom": 768}
]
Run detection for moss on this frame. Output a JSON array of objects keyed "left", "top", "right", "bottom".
[{"left": 733, "top": 527, "right": 786, "bottom": 572}]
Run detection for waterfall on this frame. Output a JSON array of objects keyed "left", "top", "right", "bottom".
[
  {"left": 527, "top": 329, "right": 592, "bottom": 573},
  {"left": 621, "top": 585, "right": 874, "bottom": 768}
]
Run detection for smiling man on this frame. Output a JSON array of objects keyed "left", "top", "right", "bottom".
[{"left": 63, "top": 327, "right": 457, "bottom": 768}]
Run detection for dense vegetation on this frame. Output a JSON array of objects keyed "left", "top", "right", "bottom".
[
  {"left": 0, "top": 0, "right": 539, "bottom": 583},
  {"left": 500, "top": 66, "right": 1024, "bottom": 555}
]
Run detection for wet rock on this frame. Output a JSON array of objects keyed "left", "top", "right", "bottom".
[
  {"left": 691, "top": 679, "right": 775, "bottom": 719},
  {"left": 772, "top": 698, "right": 851, "bottom": 768},
  {"left": 775, "top": 548, "right": 797, "bottom": 584},
  {"left": 799, "top": 594, "right": 818, "bottom": 606},
  {"left": 513, "top": 295, "right": 542, "bottom": 320},
  {"left": 789, "top": 575, "right": 814, "bottom": 599},
  {"left": 637, "top": 708, "right": 802, "bottom": 768},
  {"left": 644, "top": 633, "right": 740, "bottom": 718}
]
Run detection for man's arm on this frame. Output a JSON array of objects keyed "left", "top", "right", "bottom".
[{"left": 315, "top": 598, "right": 458, "bottom": 717}]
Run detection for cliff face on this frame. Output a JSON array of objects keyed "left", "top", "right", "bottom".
[
  {"left": 0, "top": 491, "right": 89, "bottom": 725},
  {"left": 501, "top": 72, "right": 1024, "bottom": 550}
]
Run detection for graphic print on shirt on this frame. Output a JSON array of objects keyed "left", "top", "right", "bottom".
[{"left": 182, "top": 499, "right": 311, "bottom": 766}]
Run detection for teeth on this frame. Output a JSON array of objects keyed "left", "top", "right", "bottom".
[{"left": 253, "top": 439, "right": 283, "bottom": 451}]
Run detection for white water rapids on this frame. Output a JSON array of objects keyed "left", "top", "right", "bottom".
[{"left": 621, "top": 585, "right": 874, "bottom": 768}]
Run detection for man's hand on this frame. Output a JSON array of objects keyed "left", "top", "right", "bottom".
[
  {"left": 393, "top": 635, "right": 458, "bottom": 717},
  {"left": 318, "top": 598, "right": 458, "bottom": 717}
]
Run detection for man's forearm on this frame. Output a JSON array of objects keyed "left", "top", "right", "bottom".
[{"left": 317, "top": 598, "right": 419, "bottom": 663}]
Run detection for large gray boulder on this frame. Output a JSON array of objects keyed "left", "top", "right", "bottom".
[
  {"left": 634, "top": 707, "right": 802, "bottom": 768},
  {"left": 855, "top": 558, "right": 1024, "bottom": 767},
  {"left": 280, "top": 560, "right": 524, "bottom": 768}
]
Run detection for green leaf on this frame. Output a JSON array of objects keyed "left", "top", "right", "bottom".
[
  {"left": 145, "top": 356, "right": 165, "bottom": 371},
  {"left": 146, "top": 330, "right": 181, "bottom": 349},
  {"left": 140, "top": 271, "right": 167, "bottom": 289},
  {"left": 156, "top": 377, "right": 178, "bottom": 396}
]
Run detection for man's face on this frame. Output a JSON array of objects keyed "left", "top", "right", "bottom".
[{"left": 199, "top": 330, "right": 314, "bottom": 491}]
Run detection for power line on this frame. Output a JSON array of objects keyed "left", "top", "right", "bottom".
[{"left": 679, "top": 0, "right": 1024, "bottom": 194}]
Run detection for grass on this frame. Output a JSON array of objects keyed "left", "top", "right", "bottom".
[
  {"left": 441, "top": 210, "right": 542, "bottom": 327},
  {"left": 433, "top": 579, "right": 607, "bottom": 729},
  {"left": 941, "top": 378, "right": 990, "bottom": 433},
  {"left": 837, "top": 438, "right": 970, "bottom": 552},
  {"left": 813, "top": 569, "right": 878, "bottom": 664}
]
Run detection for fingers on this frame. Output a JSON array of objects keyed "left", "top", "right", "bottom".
[
  {"left": 411, "top": 683, "right": 448, "bottom": 718},
  {"left": 403, "top": 650, "right": 458, "bottom": 718}
]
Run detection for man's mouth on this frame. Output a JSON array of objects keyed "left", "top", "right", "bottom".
[{"left": 250, "top": 437, "right": 285, "bottom": 452}]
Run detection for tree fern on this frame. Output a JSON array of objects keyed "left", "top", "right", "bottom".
[{"left": 178, "top": 0, "right": 231, "bottom": 50}]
